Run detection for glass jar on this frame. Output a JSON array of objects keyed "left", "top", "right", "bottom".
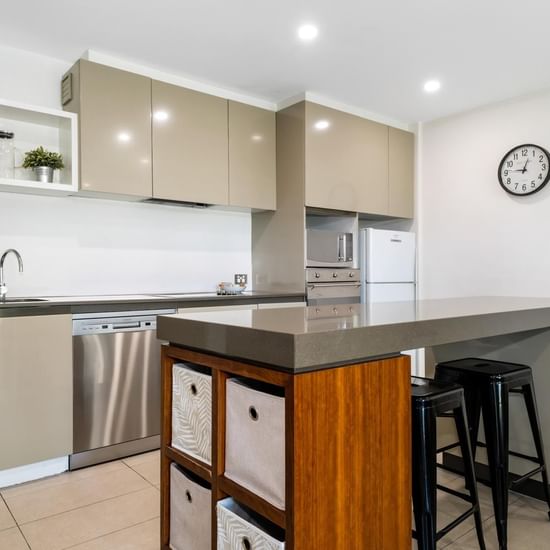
[{"left": 0, "top": 131, "right": 15, "bottom": 179}]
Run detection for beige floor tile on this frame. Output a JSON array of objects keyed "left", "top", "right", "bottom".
[
  {"left": 0, "top": 497, "right": 15, "bottom": 532},
  {"left": 4, "top": 462, "right": 150, "bottom": 525},
  {"left": 66, "top": 518, "right": 159, "bottom": 550},
  {"left": 121, "top": 451, "right": 159, "bottom": 469},
  {"left": 446, "top": 495, "right": 550, "bottom": 549},
  {"left": 128, "top": 455, "right": 160, "bottom": 486},
  {"left": 20, "top": 487, "right": 159, "bottom": 550},
  {"left": 1, "top": 461, "right": 124, "bottom": 498},
  {"left": 0, "top": 527, "right": 29, "bottom": 550}
]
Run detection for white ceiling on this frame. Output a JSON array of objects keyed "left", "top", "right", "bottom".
[{"left": 1, "top": 0, "right": 550, "bottom": 124}]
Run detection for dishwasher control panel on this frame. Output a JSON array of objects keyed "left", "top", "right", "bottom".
[{"left": 72, "top": 309, "right": 176, "bottom": 335}]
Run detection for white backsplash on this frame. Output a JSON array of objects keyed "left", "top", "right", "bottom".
[{"left": 0, "top": 193, "right": 251, "bottom": 297}]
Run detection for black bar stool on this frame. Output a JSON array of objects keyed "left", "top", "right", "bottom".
[
  {"left": 411, "top": 377, "right": 486, "bottom": 550},
  {"left": 435, "top": 358, "right": 550, "bottom": 550}
]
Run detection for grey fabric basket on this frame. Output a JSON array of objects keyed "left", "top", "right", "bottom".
[
  {"left": 170, "top": 463, "right": 211, "bottom": 550},
  {"left": 225, "top": 378, "right": 285, "bottom": 510},
  {"left": 172, "top": 363, "right": 212, "bottom": 464},
  {"left": 217, "top": 498, "right": 285, "bottom": 550}
]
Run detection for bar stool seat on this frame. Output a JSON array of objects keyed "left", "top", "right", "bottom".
[
  {"left": 411, "top": 377, "right": 486, "bottom": 550},
  {"left": 435, "top": 358, "right": 550, "bottom": 550}
]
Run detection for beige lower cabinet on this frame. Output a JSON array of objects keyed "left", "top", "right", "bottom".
[
  {"left": 229, "top": 101, "right": 276, "bottom": 210},
  {"left": 388, "top": 127, "right": 415, "bottom": 218},
  {"left": 152, "top": 81, "right": 229, "bottom": 205},
  {"left": 0, "top": 314, "right": 72, "bottom": 470},
  {"left": 177, "top": 304, "right": 258, "bottom": 315},
  {"left": 257, "top": 302, "right": 306, "bottom": 309}
]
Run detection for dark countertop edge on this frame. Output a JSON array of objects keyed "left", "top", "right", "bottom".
[
  {"left": 0, "top": 293, "right": 306, "bottom": 318},
  {"left": 0, "top": 305, "right": 72, "bottom": 318},
  {"left": 158, "top": 303, "right": 550, "bottom": 372}
]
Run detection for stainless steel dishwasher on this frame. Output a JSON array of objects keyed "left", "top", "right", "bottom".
[{"left": 71, "top": 309, "right": 175, "bottom": 469}]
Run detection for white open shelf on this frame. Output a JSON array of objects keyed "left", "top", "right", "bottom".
[{"left": 0, "top": 98, "right": 78, "bottom": 196}]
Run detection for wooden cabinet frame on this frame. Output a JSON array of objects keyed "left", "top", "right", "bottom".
[{"left": 161, "top": 344, "right": 411, "bottom": 550}]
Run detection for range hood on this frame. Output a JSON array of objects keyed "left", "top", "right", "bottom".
[{"left": 142, "top": 198, "right": 212, "bottom": 208}]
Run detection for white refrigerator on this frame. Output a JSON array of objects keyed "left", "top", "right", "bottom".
[
  {"left": 359, "top": 228, "right": 422, "bottom": 375},
  {"left": 359, "top": 228, "right": 416, "bottom": 303}
]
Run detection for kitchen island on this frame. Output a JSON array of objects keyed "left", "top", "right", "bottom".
[{"left": 157, "top": 296, "right": 550, "bottom": 550}]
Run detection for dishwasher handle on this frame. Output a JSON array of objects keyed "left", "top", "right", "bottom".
[{"left": 112, "top": 321, "right": 141, "bottom": 330}]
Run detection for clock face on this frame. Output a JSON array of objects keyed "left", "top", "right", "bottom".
[{"left": 498, "top": 144, "right": 550, "bottom": 196}]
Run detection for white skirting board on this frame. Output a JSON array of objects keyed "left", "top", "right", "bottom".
[{"left": 0, "top": 456, "right": 68, "bottom": 489}]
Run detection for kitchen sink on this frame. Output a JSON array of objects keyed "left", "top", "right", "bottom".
[{"left": 0, "top": 298, "right": 48, "bottom": 303}]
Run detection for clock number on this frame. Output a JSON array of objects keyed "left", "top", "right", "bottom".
[
  {"left": 507, "top": 161, "right": 513, "bottom": 167},
  {"left": 522, "top": 148, "right": 528, "bottom": 156},
  {"left": 515, "top": 183, "right": 519, "bottom": 189},
  {"left": 504, "top": 170, "right": 508, "bottom": 176},
  {"left": 543, "top": 164, "right": 547, "bottom": 171},
  {"left": 514, "top": 153, "right": 519, "bottom": 160},
  {"left": 540, "top": 155, "right": 544, "bottom": 162},
  {"left": 507, "top": 177, "right": 511, "bottom": 184},
  {"left": 532, "top": 182, "right": 536, "bottom": 188},
  {"left": 523, "top": 184, "right": 528, "bottom": 191}
]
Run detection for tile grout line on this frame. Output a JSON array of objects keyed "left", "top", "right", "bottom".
[
  {"left": 1, "top": 493, "right": 31, "bottom": 549},
  {"left": 126, "top": 460, "right": 160, "bottom": 488},
  {"left": 61, "top": 515, "right": 161, "bottom": 550},
  {"left": 16, "top": 485, "right": 157, "bottom": 527}
]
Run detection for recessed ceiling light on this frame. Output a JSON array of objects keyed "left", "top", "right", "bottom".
[
  {"left": 314, "top": 119, "right": 331, "bottom": 131},
  {"left": 153, "top": 110, "right": 169, "bottom": 122},
  {"left": 423, "top": 80, "right": 441, "bottom": 93},
  {"left": 117, "top": 132, "right": 131, "bottom": 142},
  {"left": 251, "top": 134, "right": 263, "bottom": 142},
  {"left": 298, "top": 24, "right": 319, "bottom": 41}
]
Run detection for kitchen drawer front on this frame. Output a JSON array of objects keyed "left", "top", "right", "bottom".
[
  {"left": 170, "top": 464, "right": 211, "bottom": 550},
  {"left": 172, "top": 363, "right": 212, "bottom": 464},
  {"left": 217, "top": 498, "right": 285, "bottom": 550},
  {"left": 225, "top": 379, "right": 285, "bottom": 510}
]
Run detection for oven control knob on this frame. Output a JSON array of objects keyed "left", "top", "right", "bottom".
[
  {"left": 349, "top": 272, "right": 354, "bottom": 278},
  {"left": 332, "top": 272, "right": 338, "bottom": 278},
  {"left": 315, "top": 272, "right": 320, "bottom": 279}
]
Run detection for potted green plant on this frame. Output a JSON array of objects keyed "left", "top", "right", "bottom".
[{"left": 22, "top": 146, "right": 64, "bottom": 183}]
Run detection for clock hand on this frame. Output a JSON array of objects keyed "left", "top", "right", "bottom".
[{"left": 522, "top": 159, "right": 529, "bottom": 174}]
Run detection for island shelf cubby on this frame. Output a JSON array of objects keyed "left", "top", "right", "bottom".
[{"left": 160, "top": 343, "right": 411, "bottom": 550}]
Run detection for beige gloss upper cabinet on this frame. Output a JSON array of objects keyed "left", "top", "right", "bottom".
[
  {"left": 152, "top": 81, "right": 229, "bottom": 205},
  {"left": 0, "top": 314, "right": 72, "bottom": 470},
  {"left": 304, "top": 102, "right": 389, "bottom": 215},
  {"left": 228, "top": 101, "right": 276, "bottom": 210},
  {"left": 388, "top": 127, "right": 415, "bottom": 218},
  {"left": 63, "top": 60, "right": 152, "bottom": 198}
]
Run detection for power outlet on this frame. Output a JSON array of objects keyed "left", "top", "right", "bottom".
[{"left": 234, "top": 274, "right": 248, "bottom": 285}]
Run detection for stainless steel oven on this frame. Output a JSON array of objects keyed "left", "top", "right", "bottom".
[
  {"left": 306, "top": 268, "right": 361, "bottom": 305},
  {"left": 306, "top": 229, "right": 354, "bottom": 268},
  {"left": 70, "top": 309, "right": 175, "bottom": 469}
]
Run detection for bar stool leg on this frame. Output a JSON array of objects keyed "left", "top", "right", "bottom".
[
  {"left": 481, "top": 381, "right": 509, "bottom": 550},
  {"left": 412, "top": 406, "right": 438, "bottom": 550},
  {"left": 454, "top": 399, "right": 486, "bottom": 550},
  {"left": 463, "top": 387, "right": 482, "bottom": 462},
  {"left": 522, "top": 382, "right": 550, "bottom": 519}
]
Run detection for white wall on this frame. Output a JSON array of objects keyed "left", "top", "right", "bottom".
[
  {"left": 418, "top": 90, "right": 550, "bottom": 300},
  {"left": 0, "top": 45, "right": 251, "bottom": 296}
]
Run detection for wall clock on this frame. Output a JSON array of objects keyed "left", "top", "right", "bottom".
[{"left": 498, "top": 144, "right": 550, "bottom": 196}]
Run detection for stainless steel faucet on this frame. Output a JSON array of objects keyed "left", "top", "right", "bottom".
[{"left": 0, "top": 249, "right": 24, "bottom": 300}]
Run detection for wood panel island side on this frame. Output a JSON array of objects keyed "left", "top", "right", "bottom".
[{"left": 157, "top": 296, "right": 550, "bottom": 550}]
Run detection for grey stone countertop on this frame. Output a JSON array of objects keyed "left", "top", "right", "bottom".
[
  {"left": 157, "top": 296, "right": 550, "bottom": 372},
  {"left": 0, "top": 291, "right": 305, "bottom": 318}
]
